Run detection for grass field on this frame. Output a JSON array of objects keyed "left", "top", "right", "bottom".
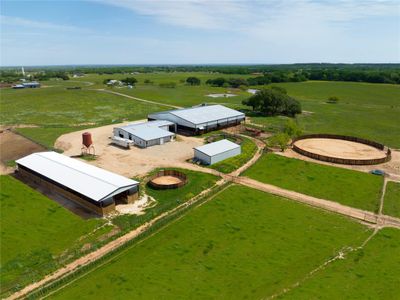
[
  {"left": 0, "top": 87, "right": 164, "bottom": 148},
  {"left": 50, "top": 185, "right": 371, "bottom": 299},
  {"left": 2, "top": 75, "right": 398, "bottom": 149},
  {"left": 15, "top": 126, "right": 90, "bottom": 149},
  {"left": 0, "top": 175, "right": 104, "bottom": 296},
  {"left": 282, "top": 228, "right": 400, "bottom": 299},
  {"left": 208, "top": 136, "right": 258, "bottom": 173},
  {"left": 251, "top": 81, "right": 400, "bottom": 148},
  {"left": 243, "top": 154, "right": 383, "bottom": 212},
  {"left": 112, "top": 168, "right": 219, "bottom": 232},
  {"left": 383, "top": 181, "right": 400, "bottom": 218}
]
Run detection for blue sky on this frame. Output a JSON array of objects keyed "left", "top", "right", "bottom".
[{"left": 1, "top": 0, "right": 399, "bottom": 66}]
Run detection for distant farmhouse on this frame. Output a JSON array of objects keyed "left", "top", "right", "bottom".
[
  {"left": 16, "top": 152, "right": 139, "bottom": 216},
  {"left": 113, "top": 120, "right": 176, "bottom": 148},
  {"left": 148, "top": 104, "right": 245, "bottom": 135}
]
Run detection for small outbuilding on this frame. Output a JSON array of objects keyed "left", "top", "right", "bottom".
[
  {"left": 16, "top": 152, "right": 139, "bottom": 216},
  {"left": 194, "top": 139, "right": 241, "bottom": 165},
  {"left": 113, "top": 120, "right": 176, "bottom": 148}
]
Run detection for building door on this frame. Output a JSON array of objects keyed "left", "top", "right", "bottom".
[{"left": 160, "top": 138, "right": 164, "bottom": 145}]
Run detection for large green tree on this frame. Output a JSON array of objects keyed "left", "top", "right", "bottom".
[
  {"left": 186, "top": 77, "right": 201, "bottom": 85},
  {"left": 242, "top": 87, "right": 301, "bottom": 117}
]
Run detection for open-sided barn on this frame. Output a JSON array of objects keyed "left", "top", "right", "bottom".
[
  {"left": 194, "top": 139, "right": 241, "bottom": 165},
  {"left": 16, "top": 152, "right": 139, "bottom": 215},
  {"left": 148, "top": 104, "right": 245, "bottom": 135}
]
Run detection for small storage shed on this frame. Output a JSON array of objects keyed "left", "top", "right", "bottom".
[
  {"left": 194, "top": 139, "right": 241, "bottom": 165},
  {"left": 113, "top": 120, "right": 175, "bottom": 148},
  {"left": 16, "top": 152, "right": 139, "bottom": 216}
]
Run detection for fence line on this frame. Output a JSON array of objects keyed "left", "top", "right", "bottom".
[{"left": 292, "top": 134, "right": 391, "bottom": 165}]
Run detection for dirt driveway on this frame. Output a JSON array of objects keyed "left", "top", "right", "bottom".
[{"left": 55, "top": 121, "right": 206, "bottom": 177}]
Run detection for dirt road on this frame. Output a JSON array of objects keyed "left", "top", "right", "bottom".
[
  {"left": 230, "top": 176, "right": 400, "bottom": 228},
  {"left": 94, "top": 89, "right": 182, "bottom": 109}
]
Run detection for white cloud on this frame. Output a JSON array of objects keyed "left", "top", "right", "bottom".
[
  {"left": 0, "top": 15, "right": 87, "bottom": 32},
  {"left": 95, "top": 0, "right": 399, "bottom": 31}
]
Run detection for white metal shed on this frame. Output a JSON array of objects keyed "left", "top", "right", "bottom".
[
  {"left": 194, "top": 139, "right": 241, "bottom": 165},
  {"left": 114, "top": 120, "right": 175, "bottom": 148}
]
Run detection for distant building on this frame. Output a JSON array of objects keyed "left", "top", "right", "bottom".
[
  {"left": 22, "top": 82, "right": 40, "bottom": 88},
  {"left": 113, "top": 120, "right": 176, "bottom": 148},
  {"left": 16, "top": 152, "right": 139, "bottom": 216},
  {"left": 148, "top": 104, "right": 245, "bottom": 135},
  {"left": 194, "top": 139, "right": 241, "bottom": 165},
  {"left": 106, "top": 80, "right": 123, "bottom": 86}
]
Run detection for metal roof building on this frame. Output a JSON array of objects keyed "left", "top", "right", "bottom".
[
  {"left": 148, "top": 104, "right": 245, "bottom": 135},
  {"left": 113, "top": 120, "right": 176, "bottom": 148},
  {"left": 194, "top": 139, "right": 241, "bottom": 165},
  {"left": 16, "top": 152, "right": 139, "bottom": 215}
]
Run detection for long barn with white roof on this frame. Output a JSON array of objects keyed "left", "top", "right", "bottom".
[
  {"left": 148, "top": 104, "right": 245, "bottom": 135},
  {"left": 16, "top": 152, "right": 139, "bottom": 215}
]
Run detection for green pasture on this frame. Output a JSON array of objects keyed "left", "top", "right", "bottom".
[
  {"left": 282, "top": 228, "right": 400, "bottom": 299},
  {"left": 112, "top": 168, "right": 218, "bottom": 232},
  {"left": 0, "top": 175, "right": 104, "bottom": 296},
  {"left": 50, "top": 185, "right": 370, "bottom": 299},
  {"left": 383, "top": 181, "right": 400, "bottom": 218},
  {"left": 0, "top": 88, "right": 162, "bottom": 126},
  {"left": 243, "top": 154, "right": 383, "bottom": 212},
  {"left": 251, "top": 81, "right": 400, "bottom": 148},
  {"left": 0, "top": 87, "right": 164, "bottom": 148}
]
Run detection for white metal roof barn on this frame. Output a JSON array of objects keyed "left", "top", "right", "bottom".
[
  {"left": 16, "top": 152, "right": 139, "bottom": 203},
  {"left": 113, "top": 120, "right": 176, "bottom": 148},
  {"left": 194, "top": 139, "right": 241, "bottom": 165},
  {"left": 148, "top": 104, "right": 245, "bottom": 135}
]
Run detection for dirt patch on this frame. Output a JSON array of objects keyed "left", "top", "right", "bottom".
[
  {"left": 0, "top": 130, "right": 46, "bottom": 174},
  {"left": 293, "top": 138, "right": 387, "bottom": 160},
  {"left": 55, "top": 121, "right": 208, "bottom": 177},
  {"left": 151, "top": 175, "right": 182, "bottom": 185}
]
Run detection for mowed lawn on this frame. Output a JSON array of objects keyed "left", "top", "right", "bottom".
[
  {"left": 0, "top": 175, "right": 103, "bottom": 295},
  {"left": 243, "top": 154, "right": 383, "bottom": 212},
  {"left": 0, "top": 87, "right": 165, "bottom": 148},
  {"left": 51, "top": 185, "right": 371, "bottom": 299},
  {"left": 383, "top": 181, "right": 400, "bottom": 218},
  {"left": 251, "top": 81, "right": 400, "bottom": 148},
  {"left": 282, "top": 228, "right": 400, "bottom": 299}
]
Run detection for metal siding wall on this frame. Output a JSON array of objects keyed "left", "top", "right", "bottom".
[
  {"left": 210, "top": 147, "right": 241, "bottom": 165},
  {"left": 194, "top": 149, "right": 211, "bottom": 165}
]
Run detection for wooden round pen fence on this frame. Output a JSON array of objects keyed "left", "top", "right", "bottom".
[
  {"left": 292, "top": 134, "right": 391, "bottom": 165},
  {"left": 148, "top": 170, "right": 188, "bottom": 190}
]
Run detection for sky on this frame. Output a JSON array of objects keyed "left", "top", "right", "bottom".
[{"left": 1, "top": 0, "right": 399, "bottom": 66}]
